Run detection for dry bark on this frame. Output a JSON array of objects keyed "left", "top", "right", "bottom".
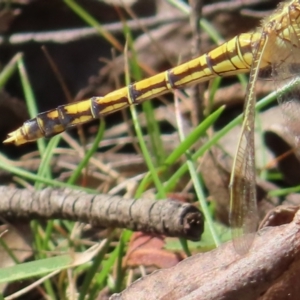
[{"left": 111, "top": 208, "right": 300, "bottom": 300}]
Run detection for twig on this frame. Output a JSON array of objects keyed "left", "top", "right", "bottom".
[
  {"left": 189, "top": 0, "right": 205, "bottom": 125},
  {"left": 0, "top": 186, "right": 203, "bottom": 241}
]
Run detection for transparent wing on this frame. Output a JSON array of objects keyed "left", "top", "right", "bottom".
[
  {"left": 270, "top": 6, "right": 300, "bottom": 155},
  {"left": 229, "top": 34, "right": 269, "bottom": 255},
  {"left": 230, "top": 2, "right": 300, "bottom": 254}
]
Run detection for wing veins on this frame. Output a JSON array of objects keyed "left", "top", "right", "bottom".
[{"left": 229, "top": 33, "right": 269, "bottom": 254}]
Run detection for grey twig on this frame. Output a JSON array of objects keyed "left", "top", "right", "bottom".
[{"left": 0, "top": 186, "right": 203, "bottom": 241}]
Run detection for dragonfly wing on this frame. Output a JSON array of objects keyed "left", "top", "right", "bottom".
[
  {"left": 230, "top": 121, "right": 258, "bottom": 254},
  {"left": 229, "top": 34, "right": 269, "bottom": 254},
  {"left": 230, "top": 3, "right": 300, "bottom": 254},
  {"left": 270, "top": 10, "right": 300, "bottom": 152}
]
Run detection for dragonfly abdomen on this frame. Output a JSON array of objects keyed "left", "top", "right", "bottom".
[{"left": 5, "top": 33, "right": 257, "bottom": 145}]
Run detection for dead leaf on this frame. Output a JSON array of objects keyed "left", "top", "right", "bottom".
[
  {"left": 0, "top": 222, "right": 33, "bottom": 294},
  {"left": 124, "top": 232, "right": 184, "bottom": 269}
]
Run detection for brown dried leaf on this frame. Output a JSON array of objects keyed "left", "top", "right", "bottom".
[
  {"left": 124, "top": 232, "right": 184, "bottom": 269},
  {"left": 0, "top": 223, "right": 33, "bottom": 268},
  {"left": 0, "top": 222, "right": 33, "bottom": 293}
]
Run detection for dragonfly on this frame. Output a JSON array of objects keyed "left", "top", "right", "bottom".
[{"left": 4, "top": 0, "right": 300, "bottom": 253}]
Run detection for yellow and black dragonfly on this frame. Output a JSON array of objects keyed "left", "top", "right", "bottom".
[{"left": 5, "top": 0, "right": 300, "bottom": 253}]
